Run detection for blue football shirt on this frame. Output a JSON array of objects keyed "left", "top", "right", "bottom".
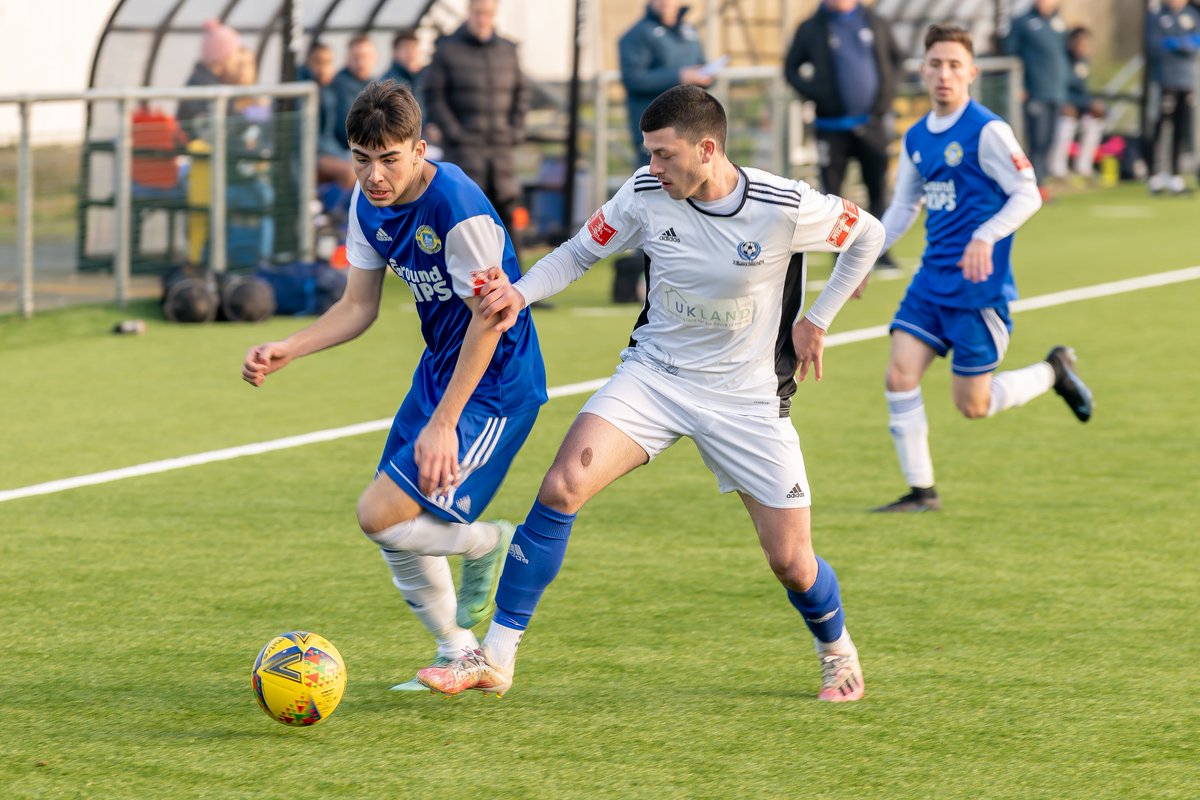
[
  {"left": 346, "top": 160, "right": 547, "bottom": 416},
  {"left": 904, "top": 100, "right": 1019, "bottom": 309}
]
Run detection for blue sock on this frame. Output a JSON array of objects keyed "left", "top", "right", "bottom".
[
  {"left": 786, "top": 555, "right": 846, "bottom": 644},
  {"left": 493, "top": 499, "right": 576, "bottom": 630}
]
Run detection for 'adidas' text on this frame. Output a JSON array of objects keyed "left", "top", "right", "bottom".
[
  {"left": 658, "top": 227, "right": 680, "bottom": 243},
  {"left": 786, "top": 483, "right": 806, "bottom": 499}
]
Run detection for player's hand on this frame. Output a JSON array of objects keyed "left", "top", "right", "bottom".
[
  {"left": 478, "top": 267, "right": 526, "bottom": 333},
  {"left": 242, "top": 342, "right": 293, "bottom": 387},
  {"left": 958, "top": 239, "right": 994, "bottom": 284},
  {"left": 679, "top": 66, "right": 714, "bottom": 87},
  {"left": 414, "top": 418, "right": 460, "bottom": 497},
  {"left": 792, "top": 317, "right": 825, "bottom": 383},
  {"left": 852, "top": 273, "right": 871, "bottom": 299}
]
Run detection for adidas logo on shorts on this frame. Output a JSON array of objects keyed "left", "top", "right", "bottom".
[
  {"left": 786, "top": 483, "right": 806, "bottom": 499},
  {"left": 508, "top": 543, "right": 529, "bottom": 564},
  {"left": 376, "top": 228, "right": 393, "bottom": 242},
  {"left": 658, "top": 227, "right": 680, "bottom": 242}
]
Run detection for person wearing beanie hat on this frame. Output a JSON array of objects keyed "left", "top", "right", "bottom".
[{"left": 178, "top": 18, "right": 243, "bottom": 137}]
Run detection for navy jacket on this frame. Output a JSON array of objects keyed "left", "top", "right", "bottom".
[
  {"left": 1005, "top": 10, "right": 1071, "bottom": 104},
  {"left": 1147, "top": 4, "right": 1200, "bottom": 90},
  {"left": 618, "top": 5, "right": 705, "bottom": 137}
]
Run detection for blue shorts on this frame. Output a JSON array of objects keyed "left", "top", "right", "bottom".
[
  {"left": 377, "top": 393, "right": 540, "bottom": 524},
  {"left": 890, "top": 291, "right": 1013, "bottom": 376}
]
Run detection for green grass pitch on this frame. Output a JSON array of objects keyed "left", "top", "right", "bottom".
[{"left": 2, "top": 185, "right": 1198, "bottom": 798}]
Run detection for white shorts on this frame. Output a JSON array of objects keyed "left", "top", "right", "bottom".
[{"left": 579, "top": 359, "right": 811, "bottom": 508}]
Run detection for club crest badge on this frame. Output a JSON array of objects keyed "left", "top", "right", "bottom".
[
  {"left": 736, "top": 240, "right": 762, "bottom": 263},
  {"left": 415, "top": 225, "right": 442, "bottom": 254},
  {"left": 944, "top": 142, "right": 964, "bottom": 167}
]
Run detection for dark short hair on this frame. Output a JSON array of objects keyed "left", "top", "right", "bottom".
[
  {"left": 393, "top": 28, "right": 418, "bottom": 47},
  {"left": 345, "top": 80, "right": 422, "bottom": 149},
  {"left": 924, "top": 23, "right": 974, "bottom": 56},
  {"left": 306, "top": 40, "right": 331, "bottom": 58},
  {"left": 639, "top": 85, "right": 727, "bottom": 151},
  {"left": 1068, "top": 26, "right": 1091, "bottom": 43},
  {"left": 348, "top": 33, "right": 373, "bottom": 48}
]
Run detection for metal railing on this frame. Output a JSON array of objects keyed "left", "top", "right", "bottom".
[
  {"left": 1, "top": 82, "right": 318, "bottom": 318},
  {"left": 589, "top": 57, "right": 1023, "bottom": 215}
]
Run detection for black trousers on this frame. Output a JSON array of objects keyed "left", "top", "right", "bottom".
[
  {"left": 1151, "top": 88, "right": 1195, "bottom": 175},
  {"left": 815, "top": 117, "right": 891, "bottom": 220}
]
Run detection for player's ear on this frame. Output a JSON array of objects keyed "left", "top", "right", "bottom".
[
  {"left": 413, "top": 138, "right": 426, "bottom": 162},
  {"left": 699, "top": 137, "right": 716, "bottom": 163}
]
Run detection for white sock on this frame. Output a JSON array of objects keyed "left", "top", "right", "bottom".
[
  {"left": 1075, "top": 115, "right": 1104, "bottom": 176},
  {"left": 482, "top": 620, "right": 525, "bottom": 671},
  {"left": 1049, "top": 115, "right": 1078, "bottom": 178},
  {"left": 886, "top": 388, "right": 934, "bottom": 489},
  {"left": 378, "top": 548, "right": 478, "bottom": 658},
  {"left": 367, "top": 513, "right": 499, "bottom": 559},
  {"left": 987, "top": 361, "right": 1054, "bottom": 417},
  {"left": 814, "top": 627, "right": 855, "bottom": 655}
]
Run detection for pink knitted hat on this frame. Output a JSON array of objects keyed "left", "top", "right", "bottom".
[{"left": 201, "top": 19, "right": 240, "bottom": 67}]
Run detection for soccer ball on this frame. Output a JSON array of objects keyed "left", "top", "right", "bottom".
[{"left": 252, "top": 631, "right": 346, "bottom": 726}]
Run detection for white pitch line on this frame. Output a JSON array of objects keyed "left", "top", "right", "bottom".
[{"left": 3, "top": 265, "right": 1199, "bottom": 505}]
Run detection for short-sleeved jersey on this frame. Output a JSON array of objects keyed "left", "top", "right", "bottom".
[
  {"left": 578, "top": 165, "right": 870, "bottom": 418},
  {"left": 904, "top": 100, "right": 1023, "bottom": 309},
  {"left": 347, "top": 160, "right": 547, "bottom": 416}
]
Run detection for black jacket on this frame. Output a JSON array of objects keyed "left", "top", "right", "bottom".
[
  {"left": 425, "top": 24, "right": 528, "bottom": 151},
  {"left": 783, "top": 6, "right": 902, "bottom": 120}
]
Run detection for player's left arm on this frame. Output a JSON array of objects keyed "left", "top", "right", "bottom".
[
  {"left": 413, "top": 215, "right": 511, "bottom": 496},
  {"left": 789, "top": 189, "right": 886, "bottom": 381},
  {"left": 416, "top": 289, "right": 506, "bottom": 496},
  {"left": 963, "top": 121, "right": 1043, "bottom": 283}
]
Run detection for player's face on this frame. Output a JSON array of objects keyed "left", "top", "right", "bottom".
[
  {"left": 921, "top": 41, "right": 977, "bottom": 114},
  {"left": 351, "top": 138, "right": 427, "bottom": 206},
  {"left": 643, "top": 127, "right": 710, "bottom": 200}
]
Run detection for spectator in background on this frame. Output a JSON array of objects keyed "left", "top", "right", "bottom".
[
  {"left": 331, "top": 35, "right": 378, "bottom": 151},
  {"left": 383, "top": 28, "right": 423, "bottom": 95},
  {"left": 425, "top": 0, "right": 527, "bottom": 244},
  {"left": 301, "top": 41, "right": 357, "bottom": 189},
  {"left": 1146, "top": 0, "right": 1200, "bottom": 195},
  {"left": 1005, "top": 0, "right": 1070, "bottom": 200},
  {"left": 618, "top": 0, "right": 710, "bottom": 168},
  {"left": 784, "top": 0, "right": 903, "bottom": 271},
  {"left": 1048, "top": 27, "right": 1106, "bottom": 180},
  {"left": 178, "top": 18, "right": 242, "bottom": 139}
]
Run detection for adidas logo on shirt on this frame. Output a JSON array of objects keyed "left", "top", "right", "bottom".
[
  {"left": 376, "top": 228, "right": 393, "bottom": 242},
  {"left": 786, "top": 484, "right": 806, "bottom": 499},
  {"left": 508, "top": 543, "right": 529, "bottom": 564},
  {"left": 658, "top": 227, "right": 680, "bottom": 242}
]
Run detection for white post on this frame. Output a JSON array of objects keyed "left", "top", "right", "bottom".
[
  {"left": 299, "top": 85, "right": 317, "bottom": 261},
  {"left": 211, "top": 92, "right": 228, "bottom": 273},
  {"left": 113, "top": 95, "right": 132, "bottom": 307},
  {"left": 17, "top": 100, "right": 33, "bottom": 318}
]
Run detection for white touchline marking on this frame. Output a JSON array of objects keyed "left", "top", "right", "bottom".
[{"left": 3, "top": 266, "right": 1199, "bottom": 504}]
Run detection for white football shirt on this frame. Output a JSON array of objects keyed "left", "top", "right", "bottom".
[{"left": 572, "top": 166, "right": 879, "bottom": 417}]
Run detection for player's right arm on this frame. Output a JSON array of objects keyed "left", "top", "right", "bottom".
[
  {"left": 243, "top": 187, "right": 386, "bottom": 387},
  {"left": 241, "top": 267, "right": 384, "bottom": 387}
]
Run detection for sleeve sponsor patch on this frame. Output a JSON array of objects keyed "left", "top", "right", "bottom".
[
  {"left": 1012, "top": 152, "right": 1033, "bottom": 171},
  {"left": 825, "top": 198, "right": 860, "bottom": 248},
  {"left": 470, "top": 269, "right": 490, "bottom": 296},
  {"left": 587, "top": 208, "right": 617, "bottom": 247}
]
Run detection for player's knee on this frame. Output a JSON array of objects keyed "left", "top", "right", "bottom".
[
  {"left": 355, "top": 490, "right": 407, "bottom": 537},
  {"left": 885, "top": 364, "right": 919, "bottom": 392},
  {"left": 537, "top": 467, "right": 585, "bottom": 514},
  {"left": 766, "top": 552, "right": 818, "bottom": 593}
]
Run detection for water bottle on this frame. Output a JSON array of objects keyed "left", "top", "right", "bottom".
[{"left": 1100, "top": 155, "right": 1119, "bottom": 188}]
